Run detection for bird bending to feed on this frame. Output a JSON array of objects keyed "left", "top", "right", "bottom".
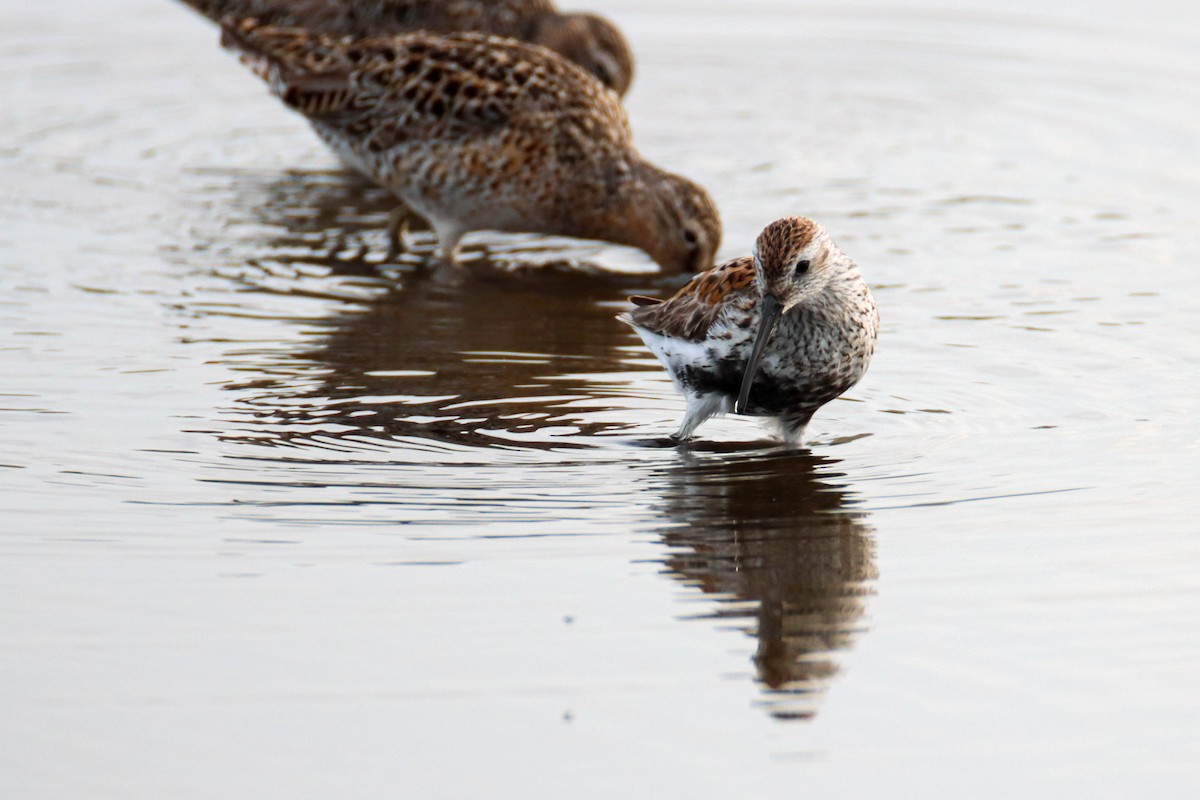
[
  {"left": 180, "top": 0, "right": 635, "bottom": 95},
  {"left": 219, "top": 21, "right": 720, "bottom": 273},
  {"left": 620, "top": 216, "right": 879, "bottom": 445}
]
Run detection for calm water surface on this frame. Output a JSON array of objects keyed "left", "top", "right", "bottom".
[{"left": 2, "top": 0, "right": 1199, "bottom": 796}]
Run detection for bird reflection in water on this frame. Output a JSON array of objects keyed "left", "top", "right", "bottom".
[
  {"left": 195, "top": 168, "right": 671, "bottom": 450},
  {"left": 656, "top": 449, "right": 876, "bottom": 720}
]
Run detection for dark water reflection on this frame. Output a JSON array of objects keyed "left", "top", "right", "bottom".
[
  {"left": 218, "top": 269, "right": 630, "bottom": 449},
  {"left": 655, "top": 451, "right": 875, "bottom": 720},
  {"left": 197, "top": 168, "right": 684, "bottom": 450}
]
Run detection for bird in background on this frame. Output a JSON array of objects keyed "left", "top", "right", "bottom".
[
  {"left": 179, "top": 0, "right": 634, "bottom": 96},
  {"left": 620, "top": 216, "right": 879, "bottom": 445},
  {"left": 219, "top": 19, "right": 721, "bottom": 273}
]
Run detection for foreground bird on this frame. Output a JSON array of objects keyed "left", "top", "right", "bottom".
[
  {"left": 181, "top": 0, "right": 635, "bottom": 95},
  {"left": 620, "top": 216, "right": 879, "bottom": 445},
  {"left": 219, "top": 21, "right": 720, "bottom": 273}
]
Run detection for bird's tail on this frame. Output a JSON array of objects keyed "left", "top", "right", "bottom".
[{"left": 218, "top": 17, "right": 355, "bottom": 117}]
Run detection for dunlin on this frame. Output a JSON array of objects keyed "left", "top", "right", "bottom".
[
  {"left": 220, "top": 21, "right": 721, "bottom": 273},
  {"left": 620, "top": 216, "right": 879, "bottom": 444},
  {"left": 182, "top": 0, "right": 634, "bottom": 95}
]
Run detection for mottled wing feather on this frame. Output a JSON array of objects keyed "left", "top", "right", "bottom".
[
  {"left": 359, "top": 0, "right": 559, "bottom": 31},
  {"left": 219, "top": 20, "right": 356, "bottom": 98},
  {"left": 185, "top": 0, "right": 556, "bottom": 33},
  {"left": 219, "top": 20, "right": 630, "bottom": 146},
  {"left": 629, "top": 257, "right": 755, "bottom": 341}
]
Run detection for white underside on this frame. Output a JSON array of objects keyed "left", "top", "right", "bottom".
[
  {"left": 622, "top": 319, "right": 815, "bottom": 446},
  {"left": 623, "top": 321, "right": 734, "bottom": 439}
]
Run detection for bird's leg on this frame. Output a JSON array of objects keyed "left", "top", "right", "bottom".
[
  {"left": 777, "top": 411, "right": 814, "bottom": 449},
  {"left": 325, "top": 232, "right": 348, "bottom": 259},
  {"left": 385, "top": 204, "right": 417, "bottom": 261},
  {"left": 672, "top": 393, "right": 728, "bottom": 442},
  {"left": 432, "top": 227, "right": 465, "bottom": 268}
]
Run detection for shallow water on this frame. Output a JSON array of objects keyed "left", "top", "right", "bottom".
[{"left": 2, "top": 0, "right": 1199, "bottom": 796}]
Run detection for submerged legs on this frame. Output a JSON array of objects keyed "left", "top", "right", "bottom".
[
  {"left": 670, "top": 393, "right": 729, "bottom": 442},
  {"left": 385, "top": 204, "right": 419, "bottom": 260},
  {"left": 777, "top": 411, "right": 815, "bottom": 449}
]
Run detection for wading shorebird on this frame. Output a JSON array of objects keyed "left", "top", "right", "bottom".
[
  {"left": 219, "top": 20, "right": 720, "bottom": 272},
  {"left": 181, "top": 0, "right": 635, "bottom": 95},
  {"left": 620, "top": 216, "right": 879, "bottom": 445}
]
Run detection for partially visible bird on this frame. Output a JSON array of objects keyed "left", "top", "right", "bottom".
[
  {"left": 620, "top": 216, "right": 879, "bottom": 445},
  {"left": 219, "top": 20, "right": 721, "bottom": 273},
  {"left": 180, "top": 0, "right": 634, "bottom": 95}
]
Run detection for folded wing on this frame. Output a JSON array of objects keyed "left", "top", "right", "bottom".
[
  {"left": 218, "top": 19, "right": 630, "bottom": 148},
  {"left": 627, "top": 257, "right": 756, "bottom": 341}
]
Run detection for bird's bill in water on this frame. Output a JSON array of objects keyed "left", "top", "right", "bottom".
[{"left": 735, "top": 293, "right": 782, "bottom": 415}]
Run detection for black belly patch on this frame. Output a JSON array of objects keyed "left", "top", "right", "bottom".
[{"left": 679, "top": 363, "right": 846, "bottom": 416}]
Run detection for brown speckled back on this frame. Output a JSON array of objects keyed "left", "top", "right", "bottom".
[
  {"left": 630, "top": 257, "right": 757, "bottom": 341},
  {"left": 182, "top": 0, "right": 633, "bottom": 95}
]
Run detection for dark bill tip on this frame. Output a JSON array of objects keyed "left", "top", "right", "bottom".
[{"left": 735, "top": 293, "right": 782, "bottom": 415}]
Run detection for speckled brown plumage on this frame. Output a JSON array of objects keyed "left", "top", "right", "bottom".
[
  {"left": 219, "top": 20, "right": 720, "bottom": 272},
  {"left": 628, "top": 256, "right": 756, "bottom": 341},
  {"left": 620, "top": 216, "right": 879, "bottom": 444},
  {"left": 181, "top": 0, "right": 634, "bottom": 95}
]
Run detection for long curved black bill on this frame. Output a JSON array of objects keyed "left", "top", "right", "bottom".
[{"left": 735, "top": 293, "right": 782, "bottom": 415}]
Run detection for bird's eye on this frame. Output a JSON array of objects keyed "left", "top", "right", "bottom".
[
  {"left": 795, "top": 259, "right": 811, "bottom": 275},
  {"left": 682, "top": 228, "right": 699, "bottom": 248}
]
